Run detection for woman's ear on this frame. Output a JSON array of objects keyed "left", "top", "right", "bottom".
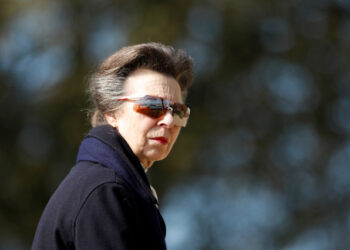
[{"left": 104, "top": 112, "right": 118, "bottom": 127}]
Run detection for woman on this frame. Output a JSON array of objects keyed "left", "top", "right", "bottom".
[{"left": 32, "top": 42, "right": 194, "bottom": 250}]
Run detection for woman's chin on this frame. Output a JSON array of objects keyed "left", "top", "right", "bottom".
[{"left": 144, "top": 151, "right": 169, "bottom": 164}]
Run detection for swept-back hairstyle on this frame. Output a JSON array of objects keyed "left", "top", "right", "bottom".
[{"left": 88, "top": 42, "right": 194, "bottom": 127}]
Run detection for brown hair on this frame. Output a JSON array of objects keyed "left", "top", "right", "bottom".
[{"left": 88, "top": 42, "right": 194, "bottom": 127}]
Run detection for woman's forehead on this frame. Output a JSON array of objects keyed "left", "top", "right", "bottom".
[{"left": 124, "top": 68, "right": 182, "bottom": 102}]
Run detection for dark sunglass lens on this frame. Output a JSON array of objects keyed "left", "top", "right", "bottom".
[
  {"left": 173, "top": 103, "right": 188, "bottom": 118},
  {"left": 134, "top": 105, "right": 165, "bottom": 118},
  {"left": 134, "top": 96, "right": 165, "bottom": 118}
]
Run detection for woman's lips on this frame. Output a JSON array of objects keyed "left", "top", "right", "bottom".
[{"left": 151, "top": 137, "right": 169, "bottom": 144}]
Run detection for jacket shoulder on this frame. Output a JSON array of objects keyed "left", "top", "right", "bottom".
[{"left": 32, "top": 161, "right": 130, "bottom": 249}]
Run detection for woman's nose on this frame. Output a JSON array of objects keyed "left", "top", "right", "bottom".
[{"left": 157, "top": 110, "right": 175, "bottom": 128}]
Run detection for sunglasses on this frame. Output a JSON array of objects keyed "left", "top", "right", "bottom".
[{"left": 117, "top": 95, "right": 190, "bottom": 127}]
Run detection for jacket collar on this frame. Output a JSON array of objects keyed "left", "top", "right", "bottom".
[{"left": 76, "top": 125, "right": 158, "bottom": 206}]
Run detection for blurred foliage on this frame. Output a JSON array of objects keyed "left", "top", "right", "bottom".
[{"left": 2, "top": 0, "right": 350, "bottom": 249}]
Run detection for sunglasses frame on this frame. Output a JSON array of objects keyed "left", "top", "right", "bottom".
[{"left": 117, "top": 95, "right": 190, "bottom": 127}]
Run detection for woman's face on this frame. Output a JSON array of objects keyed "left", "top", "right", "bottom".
[{"left": 109, "top": 68, "right": 183, "bottom": 168}]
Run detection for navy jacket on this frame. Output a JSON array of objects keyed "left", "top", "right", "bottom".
[{"left": 32, "top": 125, "right": 167, "bottom": 250}]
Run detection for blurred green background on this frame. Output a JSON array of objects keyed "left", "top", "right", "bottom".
[{"left": 2, "top": 0, "right": 350, "bottom": 249}]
